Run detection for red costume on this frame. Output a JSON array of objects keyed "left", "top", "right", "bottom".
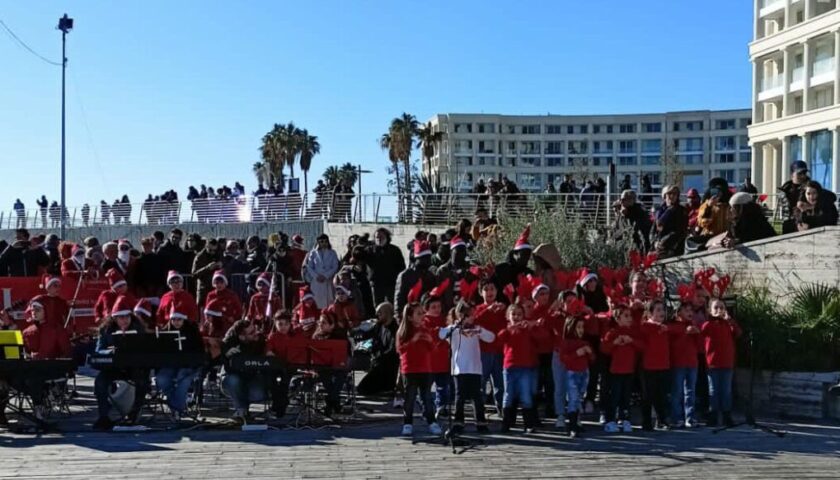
[
  {"left": 293, "top": 287, "right": 320, "bottom": 336},
  {"left": 205, "top": 287, "right": 243, "bottom": 324},
  {"left": 474, "top": 302, "right": 507, "bottom": 355},
  {"left": 397, "top": 334, "right": 432, "bottom": 374},
  {"left": 423, "top": 314, "right": 450, "bottom": 374},
  {"left": 31, "top": 293, "right": 69, "bottom": 330},
  {"left": 700, "top": 317, "right": 742, "bottom": 369},
  {"left": 247, "top": 292, "right": 282, "bottom": 332},
  {"left": 266, "top": 331, "right": 291, "bottom": 361},
  {"left": 22, "top": 323, "right": 72, "bottom": 359},
  {"left": 157, "top": 290, "right": 199, "bottom": 326},
  {"left": 670, "top": 321, "right": 702, "bottom": 368},
  {"left": 203, "top": 297, "right": 239, "bottom": 338},
  {"left": 639, "top": 321, "right": 671, "bottom": 371},
  {"left": 560, "top": 337, "right": 595, "bottom": 372},
  {"left": 324, "top": 299, "right": 362, "bottom": 331},
  {"left": 600, "top": 325, "right": 643, "bottom": 374},
  {"left": 497, "top": 324, "right": 545, "bottom": 369}
]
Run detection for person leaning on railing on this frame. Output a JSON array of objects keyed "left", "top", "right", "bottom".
[
  {"left": 720, "top": 193, "right": 776, "bottom": 249},
  {"left": 793, "top": 180, "right": 839, "bottom": 231}
]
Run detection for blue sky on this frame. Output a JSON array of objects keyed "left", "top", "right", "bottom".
[{"left": 0, "top": 0, "right": 753, "bottom": 215}]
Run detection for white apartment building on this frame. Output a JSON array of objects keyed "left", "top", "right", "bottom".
[
  {"left": 425, "top": 110, "right": 752, "bottom": 193},
  {"left": 750, "top": 0, "right": 840, "bottom": 195}
]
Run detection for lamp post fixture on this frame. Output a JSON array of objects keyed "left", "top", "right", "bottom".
[{"left": 57, "top": 13, "right": 73, "bottom": 238}]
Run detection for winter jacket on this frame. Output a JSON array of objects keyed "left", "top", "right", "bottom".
[
  {"left": 22, "top": 323, "right": 72, "bottom": 359},
  {"left": 157, "top": 289, "right": 199, "bottom": 326},
  {"left": 366, "top": 243, "right": 406, "bottom": 304},
  {"left": 728, "top": 203, "right": 776, "bottom": 244},
  {"left": 700, "top": 317, "right": 742, "bottom": 369},
  {"left": 0, "top": 240, "right": 49, "bottom": 277},
  {"left": 393, "top": 267, "right": 436, "bottom": 316}
]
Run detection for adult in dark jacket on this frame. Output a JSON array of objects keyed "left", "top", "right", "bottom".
[
  {"left": 354, "top": 302, "right": 399, "bottom": 395},
  {"left": 157, "top": 228, "right": 188, "bottom": 273},
  {"left": 432, "top": 235, "right": 471, "bottom": 311},
  {"left": 613, "top": 190, "right": 652, "bottom": 252},
  {"left": 0, "top": 229, "right": 49, "bottom": 277},
  {"left": 346, "top": 246, "right": 375, "bottom": 319},
  {"left": 367, "top": 228, "right": 406, "bottom": 305},
  {"left": 393, "top": 241, "right": 437, "bottom": 316},
  {"left": 721, "top": 193, "right": 776, "bottom": 248},
  {"left": 653, "top": 185, "right": 689, "bottom": 259},
  {"left": 44, "top": 234, "right": 62, "bottom": 275},
  {"left": 192, "top": 239, "right": 222, "bottom": 306},
  {"left": 493, "top": 225, "right": 535, "bottom": 299},
  {"left": 132, "top": 238, "right": 168, "bottom": 298},
  {"left": 220, "top": 319, "right": 267, "bottom": 422},
  {"left": 794, "top": 180, "right": 839, "bottom": 230},
  {"left": 245, "top": 235, "right": 267, "bottom": 273}
]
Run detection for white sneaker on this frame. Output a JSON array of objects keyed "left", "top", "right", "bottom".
[
  {"left": 685, "top": 419, "right": 698, "bottom": 429},
  {"left": 429, "top": 422, "right": 443, "bottom": 435},
  {"left": 401, "top": 424, "right": 413, "bottom": 436},
  {"left": 598, "top": 414, "right": 607, "bottom": 425},
  {"left": 392, "top": 397, "right": 404, "bottom": 408},
  {"left": 622, "top": 421, "right": 633, "bottom": 433},
  {"left": 604, "top": 421, "right": 619, "bottom": 433}
]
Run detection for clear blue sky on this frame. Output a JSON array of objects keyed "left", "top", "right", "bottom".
[{"left": 0, "top": 0, "right": 753, "bottom": 214}]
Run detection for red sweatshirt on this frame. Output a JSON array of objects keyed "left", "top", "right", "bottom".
[
  {"left": 32, "top": 294, "right": 69, "bottom": 330},
  {"left": 292, "top": 301, "right": 321, "bottom": 337},
  {"left": 397, "top": 334, "right": 432, "bottom": 374},
  {"left": 601, "top": 325, "right": 642, "bottom": 374},
  {"left": 585, "top": 312, "right": 612, "bottom": 338},
  {"left": 247, "top": 292, "right": 283, "bottom": 331},
  {"left": 639, "top": 321, "right": 670, "bottom": 371},
  {"left": 560, "top": 337, "right": 595, "bottom": 372},
  {"left": 423, "top": 315, "right": 450, "bottom": 373},
  {"left": 474, "top": 303, "right": 507, "bottom": 354},
  {"left": 266, "top": 331, "right": 291, "bottom": 360},
  {"left": 325, "top": 300, "right": 362, "bottom": 330},
  {"left": 157, "top": 290, "right": 199, "bottom": 326},
  {"left": 669, "top": 321, "right": 702, "bottom": 368},
  {"left": 530, "top": 303, "right": 554, "bottom": 355},
  {"left": 497, "top": 325, "right": 544, "bottom": 369},
  {"left": 94, "top": 290, "right": 137, "bottom": 325},
  {"left": 22, "top": 323, "right": 72, "bottom": 359},
  {"left": 700, "top": 317, "right": 742, "bottom": 369}
]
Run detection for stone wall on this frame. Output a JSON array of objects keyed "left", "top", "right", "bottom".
[
  {"left": 660, "top": 226, "right": 840, "bottom": 304},
  {"left": 735, "top": 369, "right": 840, "bottom": 419}
]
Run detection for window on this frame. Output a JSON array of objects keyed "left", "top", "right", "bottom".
[
  {"left": 715, "top": 136, "right": 736, "bottom": 150},
  {"left": 516, "top": 173, "right": 543, "bottom": 191},
  {"left": 521, "top": 125, "right": 541, "bottom": 135},
  {"left": 715, "top": 119, "right": 736, "bottom": 130},
  {"left": 477, "top": 157, "right": 497, "bottom": 166},
  {"left": 547, "top": 174, "right": 564, "bottom": 188},
  {"left": 714, "top": 169, "right": 736, "bottom": 183},
  {"left": 568, "top": 140, "right": 588, "bottom": 154},
  {"left": 618, "top": 156, "right": 638, "bottom": 166},
  {"left": 546, "top": 125, "right": 563, "bottom": 134},
  {"left": 520, "top": 141, "right": 541, "bottom": 154},
  {"left": 679, "top": 154, "right": 704, "bottom": 165},
  {"left": 619, "top": 123, "right": 636, "bottom": 134},
  {"left": 675, "top": 138, "right": 703, "bottom": 152},
  {"left": 739, "top": 118, "right": 751, "bottom": 129},
  {"left": 477, "top": 123, "right": 495, "bottom": 134},
  {"left": 593, "top": 141, "right": 613, "bottom": 154},
  {"left": 567, "top": 124, "right": 588, "bottom": 134},
  {"left": 591, "top": 158, "right": 604, "bottom": 166},
  {"left": 714, "top": 153, "right": 736, "bottom": 163},
  {"left": 619, "top": 140, "right": 636, "bottom": 153},
  {"left": 453, "top": 140, "right": 473, "bottom": 153},
  {"left": 505, "top": 125, "right": 516, "bottom": 134},
  {"left": 593, "top": 124, "right": 613, "bottom": 134},
  {"left": 545, "top": 141, "right": 564, "bottom": 154},
  {"left": 504, "top": 157, "right": 516, "bottom": 167},
  {"left": 810, "top": 130, "right": 834, "bottom": 190},
  {"left": 454, "top": 155, "right": 471, "bottom": 166},
  {"left": 641, "top": 139, "right": 662, "bottom": 153},
  {"left": 641, "top": 156, "right": 661, "bottom": 165},
  {"left": 546, "top": 157, "right": 564, "bottom": 167},
  {"left": 642, "top": 122, "right": 662, "bottom": 133},
  {"left": 519, "top": 157, "right": 541, "bottom": 167},
  {"left": 739, "top": 151, "right": 751, "bottom": 163},
  {"left": 477, "top": 141, "right": 495, "bottom": 154},
  {"left": 789, "top": 135, "right": 803, "bottom": 163},
  {"left": 506, "top": 141, "right": 517, "bottom": 154},
  {"left": 674, "top": 121, "right": 703, "bottom": 131},
  {"left": 454, "top": 123, "right": 472, "bottom": 134},
  {"left": 738, "top": 135, "right": 750, "bottom": 149}
]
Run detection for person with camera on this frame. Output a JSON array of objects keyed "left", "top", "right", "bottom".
[{"left": 687, "top": 178, "right": 732, "bottom": 251}]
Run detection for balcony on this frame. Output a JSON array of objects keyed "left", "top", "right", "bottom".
[
  {"left": 758, "top": 73, "right": 784, "bottom": 101},
  {"left": 759, "top": 0, "right": 802, "bottom": 18},
  {"left": 790, "top": 66, "right": 805, "bottom": 91},
  {"left": 811, "top": 57, "right": 836, "bottom": 86}
]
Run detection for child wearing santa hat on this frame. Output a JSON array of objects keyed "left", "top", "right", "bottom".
[{"left": 246, "top": 272, "right": 282, "bottom": 334}]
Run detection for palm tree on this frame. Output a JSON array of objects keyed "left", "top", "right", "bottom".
[
  {"left": 338, "top": 162, "right": 359, "bottom": 186},
  {"left": 379, "top": 132, "right": 403, "bottom": 219},
  {"left": 416, "top": 122, "right": 443, "bottom": 181},
  {"left": 299, "top": 129, "right": 320, "bottom": 195},
  {"left": 383, "top": 113, "right": 419, "bottom": 221},
  {"left": 252, "top": 161, "right": 272, "bottom": 187},
  {"left": 259, "top": 128, "right": 284, "bottom": 187},
  {"left": 322, "top": 165, "right": 341, "bottom": 186},
  {"left": 280, "top": 122, "right": 302, "bottom": 180}
]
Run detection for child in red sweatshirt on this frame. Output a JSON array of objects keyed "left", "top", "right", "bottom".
[
  {"left": 474, "top": 280, "right": 507, "bottom": 414},
  {"left": 497, "top": 302, "right": 546, "bottom": 434},
  {"left": 560, "top": 316, "right": 594, "bottom": 437},
  {"left": 530, "top": 284, "right": 556, "bottom": 420},
  {"left": 265, "top": 313, "right": 293, "bottom": 417},
  {"left": 396, "top": 303, "right": 443, "bottom": 437},
  {"left": 601, "top": 305, "right": 643, "bottom": 433},
  {"left": 670, "top": 301, "right": 703, "bottom": 428},
  {"left": 422, "top": 294, "right": 450, "bottom": 420},
  {"left": 639, "top": 299, "right": 671, "bottom": 431},
  {"left": 701, "top": 298, "right": 742, "bottom": 427}
]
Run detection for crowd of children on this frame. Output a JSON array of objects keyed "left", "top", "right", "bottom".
[{"left": 392, "top": 241, "right": 742, "bottom": 438}]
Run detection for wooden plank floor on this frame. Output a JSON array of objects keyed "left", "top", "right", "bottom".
[{"left": 1, "top": 373, "right": 839, "bottom": 479}]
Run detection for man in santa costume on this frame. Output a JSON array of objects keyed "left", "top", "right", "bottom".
[
  {"left": 60, "top": 244, "right": 98, "bottom": 279},
  {"left": 493, "top": 225, "right": 535, "bottom": 297},
  {"left": 156, "top": 270, "right": 199, "bottom": 327}
]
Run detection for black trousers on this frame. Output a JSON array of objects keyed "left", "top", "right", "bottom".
[
  {"left": 585, "top": 335, "right": 608, "bottom": 411},
  {"left": 269, "top": 369, "right": 291, "bottom": 414},
  {"left": 357, "top": 359, "right": 398, "bottom": 396},
  {"left": 607, "top": 373, "right": 633, "bottom": 423},
  {"left": 454, "top": 374, "right": 486, "bottom": 426},
  {"left": 94, "top": 368, "right": 150, "bottom": 418},
  {"left": 403, "top": 373, "right": 435, "bottom": 425},
  {"left": 536, "top": 353, "right": 555, "bottom": 415},
  {"left": 641, "top": 369, "right": 670, "bottom": 427}
]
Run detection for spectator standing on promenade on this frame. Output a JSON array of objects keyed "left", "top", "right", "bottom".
[
  {"left": 688, "top": 178, "right": 732, "bottom": 250},
  {"left": 780, "top": 161, "right": 836, "bottom": 234},
  {"left": 685, "top": 188, "right": 702, "bottom": 232},
  {"left": 100, "top": 200, "right": 110, "bottom": 225},
  {"left": 720, "top": 193, "right": 776, "bottom": 249},
  {"left": 613, "top": 190, "right": 652, "bottom": 252},
  {"left": 653, "top": 185, "right": 688, "bottom": 258},
  {"left": 640, "top": 175, "right": 653, "bottom": 209},
  {"left": 13, "top": 199, "right": 25, "bottom": 228},
  {"left": 81, "top": 203, "right": 90, "bottom": 227},
  {"left": 36, "top": 195, "right": 48, "bottom": 228}
]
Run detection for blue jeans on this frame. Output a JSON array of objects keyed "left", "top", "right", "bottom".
[
  {"left": 565, "top": 370, "right": 589, "bottom": 413},
  {"left": 481, "top": 352, "right": 504, "bottom": 409},
  {"left": 431, "top": 372, "right": 451, "bottom": 411},
  {"left": 221, "top": 373, "right": 266, "bottom": 411},
  {"left": 156, "top": 367, "right": 199, "bottom": 413},
  {"left": 503, "top": 367, "right": 537, "bottom": 409},
  {"left": 551, "top": 352, "right": 568, "bottom": 418},
  {"left": 671, "top": 367, "right": 698, "bottom": 423},
  {"left": 707, "top": 368, "right": 733, "bottom": 413}
]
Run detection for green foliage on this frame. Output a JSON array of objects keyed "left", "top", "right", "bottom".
[{"left": 472, "top": 203, "right": 635, "bottom": 269}]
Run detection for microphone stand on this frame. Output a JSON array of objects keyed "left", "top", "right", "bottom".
[{"left": 64, "top": 270, "right": 87, "bottom": 330}]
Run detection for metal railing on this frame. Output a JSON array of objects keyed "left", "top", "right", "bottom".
[{"left": 1, "top": 191, "right": 828, "bottom": 230}]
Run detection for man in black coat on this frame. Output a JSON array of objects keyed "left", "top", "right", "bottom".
[
  {"left": 393, "top": 241, "right": 436, "bottom": 316},
  {"left": 613, "top": 190, "right": 652, "bottom": 251},
  {"left": 493, "top": 225, "right": 535, "bottom": 299},
  {"left": 367, "top": 228, "right": 406, "bottom": 305},
  {"left": 157, "top": 228, "right": 188, "bottom": 273},
  {"left": 432, "top": 235, "right": 471, "bottom": 311},
  {"left": 0, "top": 229, "right": 49, "bottom": 277}
]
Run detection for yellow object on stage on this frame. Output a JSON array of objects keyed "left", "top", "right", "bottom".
[{"left": 0, "top": 330, "right": 24, "bottom": 359}]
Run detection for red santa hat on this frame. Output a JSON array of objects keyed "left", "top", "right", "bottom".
[
  {"left": 577, "top": 268, "right": 598, "bottom": 288},
  {"left": 292, "top": 234, "right": 304, "bottom": 248},
  {"left": 299, "top": 285, "right": 314, "bottom": 303},
  {"left": 171, "top": 302, "right": 190, "bottom": 320},
  {"left": 256, "top": 272, "right": 272, "bottom": 288},
  {"left": 513, "top": 224, "right": 532, "bottom": 251},
  {"left": 41, "top": 274, "right": 61, "bottom": 289},
  {"left": 449, "top": 235, "right": 466, "bottom": 250},
  {"left": 105, "top": 268, "right": 127, "bottom": 289},
  {"left": 336, "top": 284, "right": 352, "bottom": 297},
  {"left": 118, "top": 238, "right": 131, "bottom": 249},
  {"left": 212, "top": 269, "right": 228, "bottom": 285},
  {"left": 133, "top": 298, "right": 153, "bottom": 318},
  {"left": 111, "top": 295, "right": 134, "bottom": 317},
  {"left": 29, "top": 298, "right": 44, "bottom": 310},
  {"left": 531, "top": 281, "right": 549, "bottom": 299},
  {"left": 414, "top": 240, "right": 432, "bottom": 258},
  {"left": 203, "top": 299, "right": 224, "bottom": 319},
  {"left": 167, "top": 270, "right": 183, "bottom": 284}
]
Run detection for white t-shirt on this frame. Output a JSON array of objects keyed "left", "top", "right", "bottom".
[{"left": 438, "top": 325, "right": 495, "bottom": 376}]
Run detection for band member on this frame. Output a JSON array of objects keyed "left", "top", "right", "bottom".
[
  {"left": 19, "top": 300, "right": 73, "bottom": 420},
  {"left": 157, "top": 270, "right": 199, "bottom": 327},
  {"left": 33, "top": 275, "right": 70, "bottom": 330},
  {"left": 265, "top": 312, "right": 293, "bottom": 417},
  {"left": 204, "top": 270, "right": 243, "bottom": 328},
  {"left": 311, "top": 312, "right": 349, "bottom": 417},
  {"left": 60, "top": 244, "right": 97, "bottom": 279},
  {"left": 155, "top": 302, "right": 203, "bottom": 421},
  {"left": 133, "top": 299, "right": 155, "bottom": 330},
  {"left": 0, "top": 310, "right": 17, "bottom": 425},
  {"left": 324, "top": 284, "right": 361, "bottom": 331},
  {"left": 246, "top": 272, "right": 282, "bottom": 333},
  {"left": 94, "top": 268, "right": 136, "bottom": 327},
  {"left": 220, "top": 320, "right": 267, "bottom": 424},
  {"left": 93, "top": 296, "right": 150, "bottom": 431},
  {"left": 292, "top": 286, "right": 320, "bottom": 337}
]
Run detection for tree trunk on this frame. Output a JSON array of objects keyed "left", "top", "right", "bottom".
[
  {"left": 393, "top": 162, "right": 403, "bottom": 222},
  {"left": 403, "top": 157, "right": 412, "bottom": 222}
]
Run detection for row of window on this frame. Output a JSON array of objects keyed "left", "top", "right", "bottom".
[
  {"left": 450, "top": 118, "right": 750, "bottom": 135},
  {"left": 451, "top": 136, "right": 749, "bottom": 154},
  {"left": 451, "top": 152, "right": 751, "bottom": 167}
]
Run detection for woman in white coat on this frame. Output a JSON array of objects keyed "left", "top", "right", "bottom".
[{"left": 303, "top": 234, "right": 339, "bottom": 308}]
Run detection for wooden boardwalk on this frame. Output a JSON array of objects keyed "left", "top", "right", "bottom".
[{"left": 1, "top": 373, "right": 840, "bottom": 479}]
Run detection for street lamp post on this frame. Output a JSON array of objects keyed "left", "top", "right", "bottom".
[{"left": 58, "top": 13, "right": 73, "bottom": 238}]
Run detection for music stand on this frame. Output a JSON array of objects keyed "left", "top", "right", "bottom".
[{"left": 286, "top": 338, "right": 349, "bottom": 428}]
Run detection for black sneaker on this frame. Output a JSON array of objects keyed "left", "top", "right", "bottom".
[
  {"left": 476, "top": 425, "right": 489, "bottom": 434},
  {"left": 93, "top": 417, "right": 113, "bottom": 431},
  {"left": 0, "top": 410, "right": 8, "bottom": 427}
]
